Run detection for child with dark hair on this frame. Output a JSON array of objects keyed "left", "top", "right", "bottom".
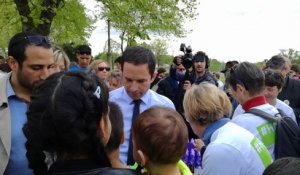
[
  {"left": 23, "top": 72, "right": 138, "bottom": 175},
  {"left": 132, "top": 107, "right": 192, "bottom": 175},
  {"left": 105, "top": 102, "right": 128, "bottom": 169}
]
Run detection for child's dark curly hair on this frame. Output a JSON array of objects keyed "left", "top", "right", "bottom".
[{"left": 23, "top": 71, "right": 110, "bottom": 175}]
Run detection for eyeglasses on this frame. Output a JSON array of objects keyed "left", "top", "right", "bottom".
[
  {"left": 98, "top": 67, "right": 110, "bottom": 71},
  {"left": 78, "top": 51, "right": 91, "bottom": 55},
  {"left": 10, "top": 35, "right": 50, "bottom": 48}
]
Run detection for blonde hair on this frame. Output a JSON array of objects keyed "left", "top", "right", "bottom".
[
  {"left": 53, "top": 47, "right": 70, "bottom": 70},
  {"left": 89, "top": 60, "right": 109, "bottom": 71},
  {"left": 183, "top": 82, "right": 232, "bottom": 125}
]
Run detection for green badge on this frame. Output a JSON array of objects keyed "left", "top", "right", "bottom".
[
  {"left": 250, "top": 137, "right": 273, "bottom": 167},
  {"left": 257, "top": 122, "right": 276, "bottom": 147}
]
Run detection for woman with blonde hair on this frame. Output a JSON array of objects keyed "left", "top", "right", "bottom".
[
  {"left": 183, "top": 82, "right": 272, "bottom": 175},
  {"left": 50, "top": 47, "right": 70, "bottom": 74},
  {"left": 90, "top": 60, "right": 110, "bottom": 84}
]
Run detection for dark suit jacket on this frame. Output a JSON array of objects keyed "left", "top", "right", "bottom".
[{"left": 278, "top": 77, "right": 300, "bottom": 121}]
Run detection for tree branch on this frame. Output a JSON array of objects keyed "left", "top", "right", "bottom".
[
  {"left": 37, "top": 0, "right": 64, "bottom": 35},
  {"left": 14, "top": 0, "right": 35, "bottom": 32}
]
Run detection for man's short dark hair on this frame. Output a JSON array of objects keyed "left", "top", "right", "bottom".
[
  {"left": 114, "top": 56, "right": 122, "bottom": 64},
  {"left": 76, "top": 45, "right": 91, "bottom": 54},
  {"left": 121, "top": 46, "right": 156, "bottom": 76},
  {"left": 221, "top": 61, "right": 239, "bottom": 73},
  {"left": 193, "top": 51, "right": 210, "bottom": 68},
  {"left": 8, "top": 32, "right": 51, "bottom": 67},
  {"left": 265, "top": 55, "right": 286, "bottom": 70},
  {"left": 157, "top": 67, "right": 166, "bottom": 74},
  {"left": 228, "top": 62, "right": 265, "bottom": 96},
  {"left": 105, "top": 102, "right": 124, "bottom": 153},
  {"left": 264, "top": 70, "right": 284, "bottom": 90}
]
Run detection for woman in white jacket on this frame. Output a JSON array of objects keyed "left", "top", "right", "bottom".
[{"left": 183, "top": 83, "right": 273, "bottom": 175}]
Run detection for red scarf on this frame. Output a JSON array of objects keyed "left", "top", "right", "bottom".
[{"left": 242, "top": 96, "right": 267, "bottom": 111}]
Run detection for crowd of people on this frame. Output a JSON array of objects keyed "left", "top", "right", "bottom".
[{"left": 1, "top": 31, "right": 300, "bottom": 175}]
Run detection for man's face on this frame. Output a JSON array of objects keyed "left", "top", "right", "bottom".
[
  {"left": 16, "top": 45, "right": 54, "bottom": 91},
  {"left": 263, "top": 86, "right": 280, "bottom": 104},
  {"left": 176, "top": 64, "right": 186, "bottom": 74},
  {"left": 109, "top": 77, "right": 121, "bottom": 91},
  {"left": 49, "top": 59, "right": 66, "bottom": 74},
  {"left": 122, "top": 62, "right": 154, "bottom": 100},
  {"left": 76, "top": 52, "right": 91, "bottom": 68},
  {"left": 193, "top": 60, "right": 206, "bottom": 74}
]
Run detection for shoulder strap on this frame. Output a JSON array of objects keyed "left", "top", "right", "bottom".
[
  {"left": 276, "top": 108, "right": 287, "bottom": 118},
  {"left": 246, "top": 108, "right": 277, "bottom": 122}
]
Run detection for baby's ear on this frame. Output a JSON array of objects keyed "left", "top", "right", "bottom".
[{"left": 136, "top": 150, "right": 148, "bottom": 167}]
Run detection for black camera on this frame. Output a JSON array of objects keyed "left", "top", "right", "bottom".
[{"left": 180, "top": 43, "right": 193, "bottom": 69}]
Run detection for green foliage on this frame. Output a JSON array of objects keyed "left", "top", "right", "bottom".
[
  {"left": 255, "top": 61, "right": 266, "bottom": 69},
  {"left": 209, "top": 59, "right": 223, "bottom": 72},
  {"left": 98, "top": 0, "right": 199, "bottom": 50},
  {"left": 139, "top": 39, "right": 171, "bottom": 67},
  {"left": 0, "top": 0, "right": 94, "bottom": 54},
  {"left": 279, "top": 48, "right": 300, "bottom": 60},
  {"left": 279, "top": 48, "right": 300, "bottom": 65},
  {"left": 94, "top": 52, "right": 120, "bottom": 69},
  {"left": 50, "top": 0, "right": 95, "bottom": 45},
  {"left": 0, "top": 1, "right": 21, "bottom": 52},
  {"left": 159, "top": 55, "right": 173, "bottom": 66},
  {"left": 102, "top": 39, "right": 122, "bottom": 54},
  {"left": 61, "top": 42, "right": 77, "bottom": 62}
]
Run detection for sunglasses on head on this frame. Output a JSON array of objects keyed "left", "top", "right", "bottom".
[
  {"left": 98, "top": 67, "right": 110, "bottom": 71},
  {"left": 10, "top": 35, "right": 50, "bottom": 47},
  {"left": 78, "top": 51, "right": 91, "bottom": 55}
]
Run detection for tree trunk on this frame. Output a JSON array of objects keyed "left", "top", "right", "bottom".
[
  {"left": 14, "top": 0, "right": 35, "bottom": 32},
  {"left": 14, "top": 0, "right": 63, "bottom": 36},
  {"left": 120, "top": 31, "right": 125, "bottom": 54}
]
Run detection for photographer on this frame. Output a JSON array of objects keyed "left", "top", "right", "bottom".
[{"left": 170, "top": 50, "right": 217, "bottom": 138}]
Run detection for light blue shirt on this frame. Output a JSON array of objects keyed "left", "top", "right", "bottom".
[
  {"left": 109, "top": 87, "right": 175, "bottom": 164},
  {"left": 69, "top": 66, "right": 92, "bottom": 73},
  {"left": 4, "top": 80, "right": 32, "bottom": 175}
]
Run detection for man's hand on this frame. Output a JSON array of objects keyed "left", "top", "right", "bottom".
[
  {"left": 194, "top": 139, "right": 205, "bottom": 151},
  {"left": 173, "top": 55, "right": 183, "bottom": 66},
  {"left": 183, "top": 80, "right": 192, "bottom": 91}
]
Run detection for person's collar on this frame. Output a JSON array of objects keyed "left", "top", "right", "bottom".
[
  {"left": 242, "top": 96, "right": 267, "bottom": 111},
  {"left": 202, "top": 118, "right": 230, "bottom": 145},
  {"left": 8, "top": 73, "right": 31, "bottom": 102},
  {"left": 123, "top": 87, "right": 150, "bottom": 105}
]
